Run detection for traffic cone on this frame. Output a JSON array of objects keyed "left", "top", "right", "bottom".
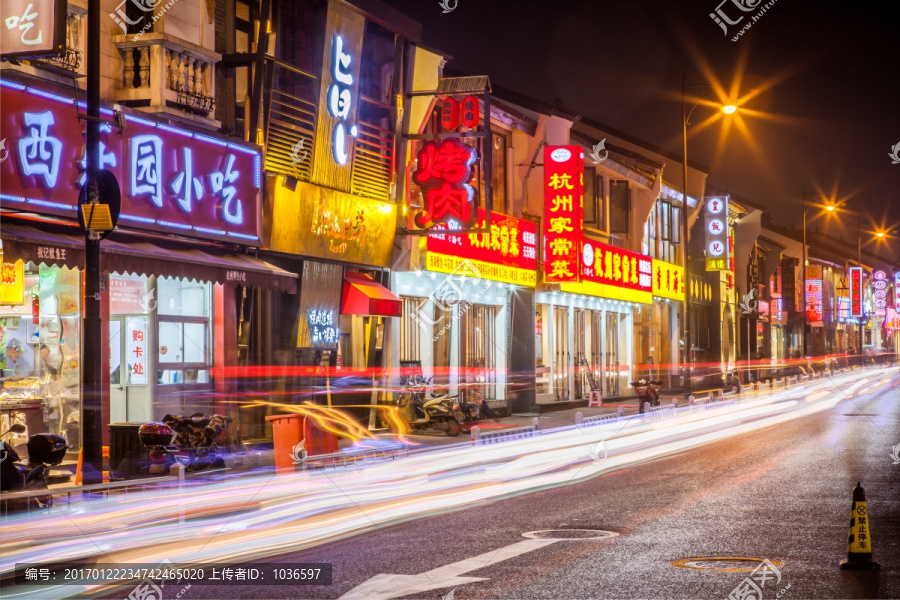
[{"left": 839, "top": 482, "right": 880, "bottom": 570}]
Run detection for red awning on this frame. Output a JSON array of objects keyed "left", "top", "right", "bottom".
[{"left": 341, "top": 272, "right": 402, "bottom": 317}]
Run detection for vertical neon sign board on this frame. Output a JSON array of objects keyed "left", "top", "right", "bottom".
[
  {"left": 543, "top": 146, "right": 583, "bottom": 283},
  {"left": 705, "top": 197, "right": 729, "bottom": 271},
  {"left": 326, "top": 35, "right": 358, "bottom": 165},
  {"left": 850, "top": 267, "right": 863, "bottom": 317},
  {"left": 805, "top": 265, "right": 823, "bottom": 326},
  {"left": 873, "top": 270, "right": 887, "bottom": 319},
  {"left": 894, "top": 272, "right": 900, "bottom": 307}
]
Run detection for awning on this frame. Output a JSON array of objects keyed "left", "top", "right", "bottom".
[
  {"left": 341, "top": 271, "right": 402, "bottom": 317},
  {"left": 0, "top": 222, "right": 297, "bottom": 294}
]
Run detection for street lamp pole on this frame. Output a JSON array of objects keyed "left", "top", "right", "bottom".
[
  {"left": 681, "top": 75, "right": 692, "bottom": 397},
  {"left": 801, "top": 190, "right": 808, "bottom": 359},
  {"left": 858, "top": 216, "right": 863, "bottom": 353}
]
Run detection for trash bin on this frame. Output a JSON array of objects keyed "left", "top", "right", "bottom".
[
  {"left": 108, "top": 423, "right": 150, "bottom": 481},
  {"left": 265, "top": 413, "right": 338, "bottom": 471}
]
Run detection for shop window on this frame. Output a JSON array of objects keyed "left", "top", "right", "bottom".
[
  {"left": 157, "top": 277, "right": 212, "bottom": 385},
  {"left": 671, "top": 206, "right": 682, "bottom": 244},
  {"left": 661, "top": 202, "right": 672, "bottom": 241},
  {"left": 491, "top": 132, "right": 508, "bottom": 215},
  {"left": 584, "top": 168, "right": 604, "bottom": 230},
  {"left": 400, "top": 296, "right": 423, "bottom": 362},
  {"left": 610, "top": 180, "right": 630, "bottom": 233}
]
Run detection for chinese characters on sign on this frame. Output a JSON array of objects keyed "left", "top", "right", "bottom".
[
  {"left": 412, "top": 139, "right": 477, "bottom": 229},
  {"left": 0, "top": 260, "right": 25, "bottom": 305},
  {"left": 873, "top": 270, "right": 888, "bottom": 319},
  {"left": 543, "top": 146, "right": 583, "bottom": 283},
  {"left": 307, "top": 309, "right": 339, "bottom": 346},
  {"left": 894, "top": 272, "right": 900, "bottom": 308},
  {"left": 704, "top": 197, "right": 730, "bottom": 271},
  {"left": 805, "top": 265, "right": 823, "bottom": 326},
  {"left": 562, "top": 240, "right": 653, "bottom": 304},
  {"left": 1, "top": 0, "right": 65, "bottom": 59},
  {"left": 651, "top": 259, "right": 685, "bottom": 301},
  {"left": 850, "top": 267, "right": 863, "bottom": 318},
  {"left": 326, "top": 35, "right": 358, "bottom": 165},
  {"left": 0, "top": 81, "right": 261, "bottom": 244},
  {"left": 426, "top": 209, "right": 538, "bottom": 287},
  {"left": 126, "top": 319, "right": 148, "bottom": 384}
]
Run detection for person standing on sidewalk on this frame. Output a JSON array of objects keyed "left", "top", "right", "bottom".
[{"left": 473, "top": 389, "right": 500, "bottom": 422}]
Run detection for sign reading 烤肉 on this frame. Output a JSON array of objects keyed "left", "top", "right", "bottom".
[{"left": 0, "top": 81, "right": 261, "bottom": 244}]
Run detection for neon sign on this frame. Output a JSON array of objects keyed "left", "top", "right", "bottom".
[
  {"left": 561, "top": 240, "right": 653, "bottom": 304},
  {"left": 873, "top": 270, "right": 887, "bottom": 318},
  {"left": 0, "top": 80, "right": 261, "bottom": 244},
  {"left": 895, "top": 272, "right": 900, "bottom": 308},
  {"left": 543, "top": 146, "right": 583, "bottom": 283},
  {"left": 326, "top": 35, "right": 358, "bottom": 165},
  {"left": 850, "top": 267, "right": 863, "bottom": 317},
  {"left": 805, "top": 265, "right": 823, "bottom": 326},
  {"left": 652, "top": 259, "right": 685, "bottom": 301},
  {"left": 307, "top": 309, "right": 339, "bottom": 346},
  {"left": 412, "top": 139, "right": 477, "bottom": 229},
  {"left": 705, "top": 197, "right": 729, "bottom": 271}
]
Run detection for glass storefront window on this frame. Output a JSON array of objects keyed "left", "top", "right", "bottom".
[{"left": 157, "top": 277, "right": 212, "bottom": 385}]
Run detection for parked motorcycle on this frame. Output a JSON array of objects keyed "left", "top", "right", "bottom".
[
  {"left": 395, "top": 375, "right": 464, "bottom": 436},
  {"left": 139, "top": 413, "right": 235, "bottom": 474},
  {"left": 1, "top": 424, "right": 68, "bottom": 510},
  {"left": 631, "top": 379, "right": 662, "bottom": 413}
]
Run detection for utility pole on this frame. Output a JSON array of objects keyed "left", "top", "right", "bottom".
[
  {"left": 681, "top": 75, "right": 692, "bottom": 399},
  {"left": 81, "top": 0, "right": 103, "bottom": 485}
]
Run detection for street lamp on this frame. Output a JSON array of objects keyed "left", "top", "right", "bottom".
[
  {"left": 800, "top": 189, "right": 837, "bottom": 359},
  {"left": 682, "top": 76, "right": 738, "bottom": 397}
]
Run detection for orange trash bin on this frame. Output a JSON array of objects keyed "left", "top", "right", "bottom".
[
  {"left": 265, "top": 413, "right": 304, "bottom": 471},
  {"left": 266, "top": 413, "right": 339, "bottom": 471}
]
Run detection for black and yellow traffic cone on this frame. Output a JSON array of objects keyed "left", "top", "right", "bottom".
[{"left": 839, "top": 481, "right": 880, "bottom": 570}]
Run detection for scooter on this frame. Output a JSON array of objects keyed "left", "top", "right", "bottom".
[
  {"left": 631, "top": 379, "right": 662, "bottom": 414},
  {"left": 396, "top": 375, "right": 465, "bottom": 436},
  {"left": 1, "top": 423, "right": 68, "bottom": 510}
]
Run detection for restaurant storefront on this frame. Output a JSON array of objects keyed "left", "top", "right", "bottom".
[
  {"left": 0, "top": 76, "right": 295, "bottom": 449},
  {"left": 393, "top": 209, "right": 537, "bottom": 412}
]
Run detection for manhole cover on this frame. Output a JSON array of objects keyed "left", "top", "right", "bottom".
[
  {"left": 522, "top": 529, "right": 619, "bottom": 541},
  {"left": 670, "top": 557, "right": 785, "bottom": 572}
]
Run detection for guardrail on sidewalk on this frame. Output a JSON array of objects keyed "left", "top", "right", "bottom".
[
  {"left": 300, "top": 446, "right": 409, "bottom": 471},
  {"left": 471, "top": 425, "right": 539, "bottom": 445}
]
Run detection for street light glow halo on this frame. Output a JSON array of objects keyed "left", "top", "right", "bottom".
[{"left": 721, "top": 104, "right": 737, "bottom": 115}]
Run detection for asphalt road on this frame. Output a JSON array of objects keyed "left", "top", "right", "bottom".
[{"left": 170, "top": 373, "right": 900, "bottom": 600}]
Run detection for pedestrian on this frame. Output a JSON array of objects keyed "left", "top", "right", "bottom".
[{"left": 473, "top": 389, "right": 500, "bottom": 422}]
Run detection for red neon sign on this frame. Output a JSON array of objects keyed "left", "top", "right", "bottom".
[
  {"left": 543, "top": 146, "right": 583, "bottom": 283},
  {"left": 411, "top": 139, "right": 477, "bottom": 229},
  {"left": 850, "top": 267, "right": 863, "bottom": 317},
  {"left": 580, "top": 240, "right": 653, "bottom": 294}
]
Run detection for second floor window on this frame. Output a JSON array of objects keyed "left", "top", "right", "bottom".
[
  {"left": 610, "top": 180, "right": 630, "bottom": 234},
  {"left": 491, "top": 131, "right": 508, "bottom": 214}
]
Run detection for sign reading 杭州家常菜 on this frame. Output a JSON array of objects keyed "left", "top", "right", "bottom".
[
  {"left": 425, "top": 209, "right": 537, "bottom": 287},
  {"left": 0, "top": 81, "right": 261, "bottom": 245},
  {"left": 543, "top": 146, "right": 583, "bottom": 283}
]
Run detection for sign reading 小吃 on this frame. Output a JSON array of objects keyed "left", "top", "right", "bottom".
[
  {"left": 307, "top": 309, "right": 339, "bottom": 346},
  {"left": 425, "top": 209, "right": 537, "bottom": 287},
  {"left": 1, "top": 0, "right": 66, "bottom": 59},
  {"left": 0, "top": 81, "right": 261, "bottom": 244},
  {"left": 705, "top": 197, "right": 730, "bottom": 271},
  {"left": 543, "top": 146, "right": 583, "bottom": 283},
  {"left": 850, "top": 267, "right": 863, "bottom": 318}
]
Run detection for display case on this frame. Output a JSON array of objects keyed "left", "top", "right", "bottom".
[{"left": 0, "top": 376, "right": 47, "bottom": 440}]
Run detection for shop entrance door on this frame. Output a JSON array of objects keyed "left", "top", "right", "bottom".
[
  {"left": 605, "top": 312, "right": 620, "bottom": 396},
  {"left": 109, "top": 316, "right": 152, "bottom": 423},
  {"left": 590, "top": 311, "right": 603, "bottom": 394},
  {"left": 574, "top": 309, "right": 586, "bottom": 399},
  {"left": 553, "top": 306, "right": 569, "bottom": 401}
]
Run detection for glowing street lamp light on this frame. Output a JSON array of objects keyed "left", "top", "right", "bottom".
[{"left": 720, "top": 104, "right": 738, "bottom": 115}]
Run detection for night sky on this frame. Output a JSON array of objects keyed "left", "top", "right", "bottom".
[{"left": 383, "top": 0, "right": 900, "bottom": 261}]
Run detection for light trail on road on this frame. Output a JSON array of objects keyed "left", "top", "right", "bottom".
[{"left": 0, "top": 368, "right": 892, "bottom": 599}]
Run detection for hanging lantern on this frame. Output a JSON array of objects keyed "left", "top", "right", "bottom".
[
  {"left": 460, "top": 95, "right": 479, "bottom": 128},
  {"left": 440, "top": 98, "right": 460, "bottom": 131}
]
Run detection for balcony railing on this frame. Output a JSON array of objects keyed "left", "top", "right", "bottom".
[{"left": 113, "top": 33, "right": 220, "bottom": 125}]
